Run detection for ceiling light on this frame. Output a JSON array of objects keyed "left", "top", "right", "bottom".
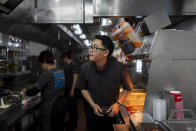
[
  {"left": 74, "top": 29, "right": 82, "bottom": 35},
  {"left": 99, "top": 31, "right": 108, "bottom": 35},
  {"left": 14, "top": 43, "right": 20, "bottom": 47},
  {"left": 100, "top": 18, "right": 112, "bottom": 26},
  {"left": 8, "top": 42, "right": 13, "bottom": 46},
  {"left": 71, "top": 24, "right": 80, "bottom": 30},
  {"left": 101, "top": 18, "right": 107, "bottom": 26},
  {"left": 79, "top": 34, "right": 86, "bottom": 39},
  {"left": 136, "top": 16, "right": 143, "bottom": 18},
  {"left": 84, "top": 40, "right": 90, "bottom": 46}
]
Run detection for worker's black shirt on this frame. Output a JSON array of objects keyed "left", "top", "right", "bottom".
[
  {"left": 77, "top": 57, "right": 132, "bottom": 107},
  {"left": 26, "top": 68, "right": 65, "bottom": 100},
  {"left": 63, "top": 61, "right": 78, "bottom": 97}
]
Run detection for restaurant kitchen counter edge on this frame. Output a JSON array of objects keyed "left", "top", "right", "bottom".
[{"left": 0, "top": 97, "right": 41, "bottom": 126}]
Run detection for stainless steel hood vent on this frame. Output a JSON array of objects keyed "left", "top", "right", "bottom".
[
  {"left": 0, "top": 0, "right": 23, "bottom": 14},
  {"left": 35, "top": 0, "right": 84, "bottom": 23}
]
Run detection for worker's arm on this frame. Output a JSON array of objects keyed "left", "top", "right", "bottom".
[
  {"left": 69, "top": 73, "right": 78, "bottom": 97},
  {"left": 77, "top": 63, "right": 103, "bottom": 116},
  {"left": 81, "top": 90, "right": 103, "bottom": 116},
  {"left": 107, "top": 89, "right": 131, "bottom": 117},
  {"left": 107, "top": 64, "right": 133, "bottom": 117},
  {"left": 26, "top": 87, "right": 40, "bottom": 96},
  {"left": 117, "top": 89, "right": 131, "bottom": 105},
  {"left": 25, "top": 72, "right": 50, "bottom": 97}
]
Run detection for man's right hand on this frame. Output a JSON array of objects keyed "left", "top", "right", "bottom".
[
  {"left": 81, "top": 90, "right": 104, "bottom": 116},
  {"left": 92, "top": 104, "right": 104, "bottom": 117}
]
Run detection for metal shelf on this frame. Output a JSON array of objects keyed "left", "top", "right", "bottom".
[
  {"left": 7, "top": 47, "right": 26, "bottom": 52},
  {"left": 0, "top": 66, "right": 7, "bottom": 69},
  {"left": 128, "top": 34, "right": 156, "bottom": 58},
  {"left": 0, "top": 59, "right": 7, "bottom": 61},
  {"left": 0, "top": 71, "right": 30, "bottom": 78}
]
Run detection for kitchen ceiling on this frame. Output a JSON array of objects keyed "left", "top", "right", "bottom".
[
  {"left": 0, "top": 23, "right": 84, "bottom": 51},
  {"left": 0, "top": 0, "right": 196, "bottom": 52},
  {"left": 80, "top": 18, "right": 119, "bottom": 41}
]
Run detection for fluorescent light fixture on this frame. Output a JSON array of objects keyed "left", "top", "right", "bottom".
[
  {"left": 100, "top": 31, "right": 104, "bottom": 35},
  {"left": 55, "top": 0, "right": 60, "bottom": 2},
  {"left": 74, "top": 29, "right": 82, "bottom": 35},
  {"left": 8, "top": 42, "right": 13, "bottom": 46},
  {"left": 136, "top": 16, "right": 143, "bottom": 18},
  {"left": 101, "top": 18, "right": 107, "bottom": 26},
  {"left": 14, "top": 43, "right": 20, "bottom": 47},
  {"left": 136, "top": 60, "right": 142, "bottom": 73},
  {"left": 79, "top": 34, "right": 86, "bottom": 39},
  {"left": 84, "top": 40, "right": 90, "bottom": 46},
  {"left": 58, "top": 24, "right": 83, "bottom": 46},
  {"left": 99, "top": 31, "right": 108, "bottom": 35},
  {"left": 71, "top": 24, "right": 80, "bottom": 30},
  {"left": 100, "top": 18, "right": 112, "bottom": 26}
]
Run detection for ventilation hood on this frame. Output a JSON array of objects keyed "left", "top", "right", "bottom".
[{"left": 0, "top": 0, "right": 23, "bottom": 14}]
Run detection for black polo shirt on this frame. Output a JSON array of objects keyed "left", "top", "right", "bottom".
[
  {"left": 34, "top": 68, "right": 65, "bottom": 100},
  {"left": 77, "top": 57, "right": 132, "bottom": 107},
  {"left": 63, "top": 61, "right": 78, "bottom": 97}
]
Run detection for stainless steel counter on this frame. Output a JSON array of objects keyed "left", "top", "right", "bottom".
[
  {"left": 0, "top": 71, "right": 30, "bottom": 78},
  {"left": 0, "top": 97, "right": 41, "bottom": 125}
]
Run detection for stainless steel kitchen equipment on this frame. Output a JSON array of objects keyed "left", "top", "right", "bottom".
[
  {"left": 93, "top": 0, "right": 196, "bottom": 16},
  {"left": 144, "top": 29, "right": 196, "bottom": 119},
  {"left": 35, "top": 0, "right": 84, "bottom": 23}
]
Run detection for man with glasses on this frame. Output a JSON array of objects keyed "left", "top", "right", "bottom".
[{"left": 77, "top": 35, "right": 133, "bottom": 131}]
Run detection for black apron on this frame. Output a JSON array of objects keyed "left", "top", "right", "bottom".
[{"left": 41, "top": 99, "right": 55, "bottom": 131}]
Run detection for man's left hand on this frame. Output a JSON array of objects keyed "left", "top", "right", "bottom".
[{"left": 107, "top": 103, "right": 119, "bottom": 117}]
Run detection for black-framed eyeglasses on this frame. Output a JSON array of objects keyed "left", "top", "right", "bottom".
[{"left": 89, "top": 45, "right": 107, "bottom": 52}]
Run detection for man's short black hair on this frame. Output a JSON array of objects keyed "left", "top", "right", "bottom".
[
  {"left": 38, "top": 50, "right": 54, "bottom": 64},
  {"left": 62, "top": 51, "right": 71, "bottom": 59},
  {"left": 95, "top": 35, "right": 114, "bottom": 57}
]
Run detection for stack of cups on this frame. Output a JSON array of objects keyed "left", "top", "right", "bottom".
[{"left": 153, "top": 99, "right": 167, "bottom": 121}]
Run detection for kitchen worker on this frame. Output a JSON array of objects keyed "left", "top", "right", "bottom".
[
  {"left": 77, "top": 35, "right": 133, "bottom": 131},
  {"left": 62, "top": 51, "right": 78, "bottom": 131},
  {"left": 24, "top": 50, "right": 67, "bottom": 131}
]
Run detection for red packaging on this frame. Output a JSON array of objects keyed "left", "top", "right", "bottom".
[{"left": 169, "top": 91, "right": 184, "bottom": 119}]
